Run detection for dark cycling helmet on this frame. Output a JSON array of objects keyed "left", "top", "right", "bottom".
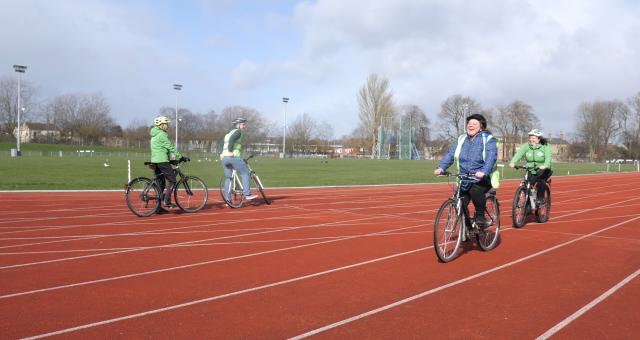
[
  {"left": 232, "top": 117, "right": 247, "bottom": 125},
  {"left": 466, "top": 113, "right": 487, "bottom": 129}
]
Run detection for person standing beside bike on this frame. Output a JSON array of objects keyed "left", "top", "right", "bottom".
[
  {"left": 509, "top": 128, "right": 552, "bottom": 205},
  {"left": 220, "top": 117, "right": 257, "bottom": 200},
  {"left": 150, "top": 116, "right": 188, "bottom": 209},
  {"left": 434, "top": 114, "right": 498, "bottom": 228}
]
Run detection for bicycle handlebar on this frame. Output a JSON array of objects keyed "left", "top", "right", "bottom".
[
  {"left": 513, "top": 165, "right": 539, "bottom": 171},
  {"left": 438, "top": 171, "right": 477, "bottom": 180}
]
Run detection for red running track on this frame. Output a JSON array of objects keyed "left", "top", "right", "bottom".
[{"left": 0, "top": 172, "right": 638, "bottom": 339}]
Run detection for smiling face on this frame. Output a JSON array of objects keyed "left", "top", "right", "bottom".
[
  {"left": 466, "top": 119, "right": 482, "bottom": 137},
  {"left": 529, "top": 135, "right": 540, "bottom": 144}
]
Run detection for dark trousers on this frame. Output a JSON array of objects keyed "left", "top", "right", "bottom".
[
  {"left": 153, "top": 162, "right": 177, "bottom": 202},
  {"left": 528, "top": 169, "right": 553, "bottom": 200},
  {"left": 461, "top": 178, "right": 491, "bottom": 219}
]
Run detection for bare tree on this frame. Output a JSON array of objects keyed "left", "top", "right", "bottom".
[
  {"left": 0, "top": 76, "right": 38, "bottom": 135},
  {"left": 357, "top": 74, "right": 396, "bottom": 158},
  {"left": 576, "top": 100, "right": 624, "bottom": 161},
  {"left": 218, "top": 105, "right": 273, "bottom": 144},
  {"left": 400, "top": 104, "right": 431, "bottom": 152},
  {"left": 287, "top": 113, "right": 317, "bottom": 153},
  {"left": 45, "top": 93, "right": 115, "bottom": 144},
  {"left": 492, "top": 100, "right": 538, "bottom": 159},
  {"left": 437, "top": 95, "right": 481, "bottom": 140},
  {"left": 619, "top": 92, "right": 640, "bottom": 159}
]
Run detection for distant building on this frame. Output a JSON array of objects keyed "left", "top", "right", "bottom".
[{"left": 13, "top": 122, "right": 61, "bottom": 143}]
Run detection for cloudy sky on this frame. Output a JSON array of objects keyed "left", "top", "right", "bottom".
[{"left": 2, "top": 0, "right": 639, "bottom": 138}]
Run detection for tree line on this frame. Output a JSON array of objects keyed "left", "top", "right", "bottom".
[
  {"left": 2, "top": 73, "right": 639, "bottom": 161},
  {"left": 0, "top": 75, "right": 334, "bottom": 154},
  {"left": 355, "top": 73, "right": 640, "bottom": 161}
]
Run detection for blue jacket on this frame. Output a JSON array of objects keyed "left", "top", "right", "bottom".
[{"left": 438, "top": 131, "right": 498, "bottom": 190}]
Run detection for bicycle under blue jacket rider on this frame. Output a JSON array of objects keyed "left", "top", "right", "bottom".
[
  {"left": 434, "top": 113, "right": 498, "bottom": 227},
  {"left": 220, "top": 117, "right": 257, "bottom": 200},
  {"left": 150, "top": 116, "right": 188, "bottom": 209}
]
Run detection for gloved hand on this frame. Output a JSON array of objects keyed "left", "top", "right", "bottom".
[{"left": 179, "top": 156, "right": 190, "bottom": 162}]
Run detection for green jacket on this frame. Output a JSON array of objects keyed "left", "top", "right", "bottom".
[
  {"left": 150, "top": 126, "right": 181, "bottom": 163},
  {"left": 510, "top": 142, "right": 552, "bottom": 173},
  {"left": 220, "top": 128, "right": 243, "bottom": 158}
]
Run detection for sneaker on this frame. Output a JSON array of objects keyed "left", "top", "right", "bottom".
[
  {"left": 475, "top": 215, "right": 490, "bottom": 229},
  {"left": 245, "top": 194, "right": 258, "bottom": 200},
  {"left": 155, "top": 207, "right": 169, "bottom": 214},
  {"left": 163, "top": 199, "right": 175, "bottom": 209}
]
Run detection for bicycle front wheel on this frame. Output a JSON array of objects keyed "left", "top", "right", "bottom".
[
  {"left": 477, "top": 195, "right": 500, "bottom": 251},
  {"left": 175, "top": 176, "right": 208, "bottom": 212},
  {"left": 219, "top": 176, "right": 244, "bottom": 208},
  {"left": 433, "top": 199, "right": 463, "bottom": 263},
  {"left": 251, "top": 173, "right": 271, "bottom": 205},
  {"left": 512, "top": 186, "right": 529, "bottom": 228},
  {"left": 535, "top": 187, "right": 551, "bottom": 223},
  {"left": 125, "top": 177, "right": 161, "bottom": 217}
]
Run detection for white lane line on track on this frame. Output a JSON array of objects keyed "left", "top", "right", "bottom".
[
  {"left": 0, "top": 229, "right": 430, "bottom": 256},
  {"left": 21, "top": 214, "right": 640, "bottom": 339},
  {"left": 0, "top": 206, "right": 430, "bottom": 270},
  {"left": 289, "top": 214, "right": 640, "bottom": 339},
  {"left": 2, "top": 223, "right": 427, "bottom": 299},
  {"left": 536, "top": 267, "right": 640, "bottom": 340}
]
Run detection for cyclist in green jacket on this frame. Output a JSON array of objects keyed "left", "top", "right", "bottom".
[
  {"left": 150, "top": 116, "right": 187, "bottom": 209},
  {"left": 509, "top": 128, "right": 552, "bottom": 204}
]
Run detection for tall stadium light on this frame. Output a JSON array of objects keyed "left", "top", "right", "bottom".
[
  {"left": 282, "top": 97, "right": 289, "bottom": 158},
  {"left": 173, "top": 84, "right": 182, "bottom": 147},
  {"left": 13, "top": 65, "right": 27, "bottom": 156}
]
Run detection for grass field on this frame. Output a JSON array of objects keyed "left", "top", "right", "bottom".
[{"left": 1, "top": 142, "right": 638, "bottom": 190}]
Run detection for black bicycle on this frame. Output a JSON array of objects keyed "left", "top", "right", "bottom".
[
  {"left": 511, "top": 165, "right": 551, "bottom": 227},
  {"left": 125, "top": 159, "right": 208, "bottom": 217},
  {"left": 434, "top": 172, "right": 501, "bottom": 263},
  {"left": 219, "top": 154, "right": 270, "bottom": 208}
]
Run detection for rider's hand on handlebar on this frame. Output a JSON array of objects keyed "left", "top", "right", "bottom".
[
  {"left": 539, "top": 165, "right": 546, "bottom": 170},
  {"left": 475, "top": 171, "right": 485, "bottom": 179},
  {"left": 509, "top": 163, "right": 515, "bottom": 168},
  {"left": 434, "top": 168, "right": 444, "bottom": 176}
]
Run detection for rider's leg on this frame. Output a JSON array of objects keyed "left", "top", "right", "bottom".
[
  {"left": 469, "top": 180, "right": 491, "bottom": 227},
  {"left": 227, "top": 157, "right": 252, "bottom": 196},
  {"left": 535, "top": 169, "right": 552, "bottom": 202},
  {"left": 156, "top": 162, "right": 176, "bottom": 206},
  {"left": 221, "top": 157, "right": 234, "bottom": 199}
]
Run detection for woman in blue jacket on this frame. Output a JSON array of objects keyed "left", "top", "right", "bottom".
[{"left": 434, "top": 114, "right": 498, "bottom": 227}]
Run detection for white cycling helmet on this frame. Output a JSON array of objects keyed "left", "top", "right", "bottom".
[
  {"left": 528, "top": 128, "right": 543, "bottom": 137},
  {"left": 154, "top": 116, "right": 170, "bottom": 126}
]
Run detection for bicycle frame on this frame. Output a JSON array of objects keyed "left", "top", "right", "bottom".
[{"left": 444, "top": 172, "right": 480, "bottom": 241}]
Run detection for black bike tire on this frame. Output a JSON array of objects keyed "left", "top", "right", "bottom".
[
  {"left": 125, "top": 177, "right": 161, "bottom": 217},
  {"left": 512, "top": 186, "right": 529, "bottom": 228},
  {"left": 477, "top": 195, "right": 500, "bottom": 251},
  {"left": 251, "top": 173, "right": 271, "bottom": 205},
  {"left": 535, "top": 187, "right": 551, "bottom": 223},
  {"left": 433, "top": 199, "right": 463, "bottom": 263},
  {"left": 219, "top": 176, "right": 244, "bottom": 208},
  {"left": 174, "top": 176, "right": 208, "bottom": 212}
]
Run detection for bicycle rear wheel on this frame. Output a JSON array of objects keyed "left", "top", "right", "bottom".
[
  {"left": 251, "top": 173, "right": 271, "bottom": 205},
  {"left": 511, "top": 186, "right": 529, "bottom": 228},
  {"left": 174, "top": 176, "right": 208, "bottom": 212},
  {"left": 433, "top": 199, "right": 463, "bottom": 263},
  {"left": 477, "top": 195, "right": 500, "bottom": 251},
  {"left": 535, "top": 187, "right": 551, "bottom": 223},
  {"left": 125, "top": 177, "right": 161, "bottom": 217},
  {"left": 219, "top": 175, "right": 244, "bottom": 208}
]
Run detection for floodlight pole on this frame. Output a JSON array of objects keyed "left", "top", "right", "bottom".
[
  {"left": 13, "top": 65, "right": 27, "bottom": 156},
  {"left": 173, "top": 84, "right": 182, "bottom": 147},
  {"left": 282, "top": 97, "right": 289, "bottom": 158}
]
